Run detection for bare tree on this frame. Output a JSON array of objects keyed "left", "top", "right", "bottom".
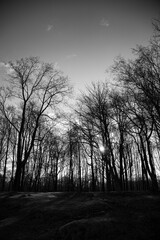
[
  {"left": 0, "top": 57, "right": 71, "bottom": 191},
  {"left": 76, "top": 82, "right": 120, "bottom": 191},
  {"left": 112, "top": 34, "right": 160, "bottom": 191}
]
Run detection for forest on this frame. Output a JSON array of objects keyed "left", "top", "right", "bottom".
[{"left": 0, "top": 19, "right": 160, "bottom": 193}]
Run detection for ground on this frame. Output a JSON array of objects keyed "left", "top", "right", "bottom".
[{"left": 0, "top": 191, "right": 160, "bottom": 240}]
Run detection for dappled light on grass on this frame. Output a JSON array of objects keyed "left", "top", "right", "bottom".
[
  {"left": 0, "top": 217, "right": 19, "bottom": 228},
  {"left": 0, "top": 192, "right": 160, "bottom": 240}
]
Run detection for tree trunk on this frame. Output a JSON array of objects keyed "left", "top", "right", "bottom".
[
  {"left": 146, "top": 139, "right": 159, "bottom": 192},
  {"left": 13, "top": 162, "right": 22, "bottom": 191},
  {"left": 2, "top": 132, "right": 10, "bottom": 191},
  {"left": 78, "top": 143, "right": 82, "bottom": 191}
]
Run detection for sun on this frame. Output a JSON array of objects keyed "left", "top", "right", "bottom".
[{"left": 99, "top": 145, "right": 105, "bottom": 153}]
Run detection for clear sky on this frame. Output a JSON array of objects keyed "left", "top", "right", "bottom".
[{"left": 0, "top": 0, "right": 160, "bottom": 94}]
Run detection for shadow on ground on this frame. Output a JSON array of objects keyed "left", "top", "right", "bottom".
[{"left": 0, "top": 191, "right": 160, "bottom": 240}]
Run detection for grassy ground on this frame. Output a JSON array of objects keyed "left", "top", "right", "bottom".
[{"left": 0, "top": 191, "right": 160, "bottom": 240}]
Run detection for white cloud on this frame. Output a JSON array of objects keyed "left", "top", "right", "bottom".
[
  {"left": 0, "top": 62, "right": 6, "bottom": 68},
  {"left": 100, "top": 18, "right": 109, "bottom": 27},
  {"left": 53, "top": 62, "right": 60, "bottom": 70},
  {"left": 0, "top": 62, "right": 14, "bottom": 74},
  {"left": 66, "top": 54, "right": 77, "bottom": 59},
  {"left": 46, "top": 24, "right": 53, "bottom": 31}
]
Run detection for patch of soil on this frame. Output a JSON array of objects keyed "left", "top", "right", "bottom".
[{"left": 0, "top": 192, "right": 160, "bottom": 240}]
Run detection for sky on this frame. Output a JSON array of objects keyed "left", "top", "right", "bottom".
[{"left": 0, "top": 0, "right": 160, "bottom": 94}]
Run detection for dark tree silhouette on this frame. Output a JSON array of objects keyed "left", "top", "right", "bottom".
[{"left": 0, "top": 57, "right": 71, "bottom": 191}]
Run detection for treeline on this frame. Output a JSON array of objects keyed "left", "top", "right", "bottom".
[{"left": 0, "top": 20, "right": 160, "bottom": 192}]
